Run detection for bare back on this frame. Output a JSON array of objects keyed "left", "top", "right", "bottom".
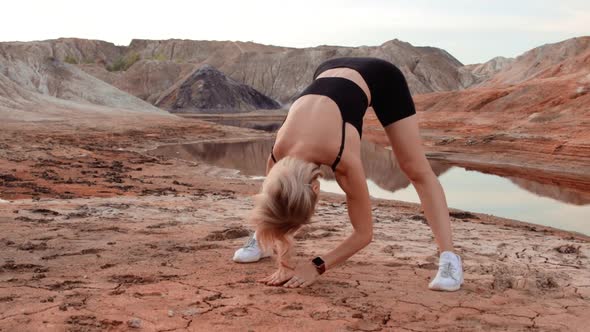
[{"left": 272, "top": 68, "right": 371, "bottom": 175}]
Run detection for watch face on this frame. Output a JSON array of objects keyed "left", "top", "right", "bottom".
[{"left": 312, "top": 256, "right": 325, "bottom": 266}]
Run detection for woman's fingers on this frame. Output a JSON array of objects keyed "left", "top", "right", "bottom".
[
  {"left": 300, "top": 280, "right": 314, "bottom": 288},
  {"left": 259, "top": 270, "right": 301, "bottom": 287},
  {"left": 267, "top": 275, "right": 277, "bottom": 285},
  {"left": 258, "top": 271, "right": 279, "bottom": 284},
  {"left": 270, "top": 274, "right": 285, "bottom": 286},
  {"left": 283, "top": 279, "right": 295, "bottom": 288},
  {"left": 284, "top": 277, "right": 303, "bottom": 288},
  {"left": 272, "top": 275, "right": 289, "bottom": 286},
  {"left": 291, "top": 280, "right": 304, "bottom": 288},
  {"left": 282, "top": 276, "right": 295, "bottom": 287}
]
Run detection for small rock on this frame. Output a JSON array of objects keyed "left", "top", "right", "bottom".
[
  {"left": 449, "top": 211, "right": 479, "bottom": 219},
  {"left": 168, "top": 310, "right": 175, "bottom": 317},
  {"left": 282, "top": 303, "right": 303, "bottom": 311},
  {"left": 127, "top": 318, "right": 142, "bottom": 329},
  {"left": 409, "top": 214, "right": 427, "bottom": 222},
  {"left": 182, "top": 308, "right": 198, "bottom": 317},
  {"left": 536, "top": 275, "right": 559, "bottom": 289},
  {"left": 554, "top": 244, "right": 580, "bottom": 254},
  {"left": 40, "top": 296, "right": 54, "bottom": 303},
  {"left": 17, "top": 241, "right": 48, "bottom": 251}
]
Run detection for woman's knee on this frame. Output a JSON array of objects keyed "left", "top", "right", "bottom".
[{"left": 398, "top": 159, "right": 433, "bottom": 183}]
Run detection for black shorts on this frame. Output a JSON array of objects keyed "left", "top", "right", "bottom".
[
  {"left": 311, "top": 56, "right": 417, "bottom": 133},
  {"left": 274, "top": 57, "right": 417, "bottom": 172}
]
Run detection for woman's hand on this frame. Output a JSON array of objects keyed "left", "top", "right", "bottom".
[
  {"left": 257, "top": 267, "right": 295, "bottom": 286},
  {"left": 283, "top": 261, "right": 320, "bottom": 288}
]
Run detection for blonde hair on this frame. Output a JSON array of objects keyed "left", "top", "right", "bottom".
[{"left": 249, "top": 157, "right": 322, "bottom": 257}]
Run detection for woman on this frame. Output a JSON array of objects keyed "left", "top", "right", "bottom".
[{"left": 235, "top": 57, "right": 463, "bottom": 291}]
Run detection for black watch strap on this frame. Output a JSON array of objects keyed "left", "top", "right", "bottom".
[{"left": 312, "top": 256, "right": 326, "bottom": 275}]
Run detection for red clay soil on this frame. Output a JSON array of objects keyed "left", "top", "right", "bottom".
[{"left": 1, "top": 118, "right": 589, "bottom": 331}]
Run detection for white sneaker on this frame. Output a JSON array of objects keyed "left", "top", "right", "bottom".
[
  {"left": 232, "top": 233, "right": 272, "bottom": 263},
  {"left": 428, "top": 251, "right": 464, "bottom": 291}
]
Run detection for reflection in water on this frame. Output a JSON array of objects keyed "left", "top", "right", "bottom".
[
  {"left": 148, "top": 138, "right": 451, "bottom": 191},
  {"left": 149, "top": 138, "right": 273, "bottom": 176},
  {"left": 148, "top": 139, "right": 590, "bottom": 235},
  {"left": 330, "top": 141, "right": 453, "bottom": 193},
  {"left": 507, "top": 177, "right": 590, "bottom": 205},
  {"left": 322, "top": 168, "right": 590, "bottom": 235}
]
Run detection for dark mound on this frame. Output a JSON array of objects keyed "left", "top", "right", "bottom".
[{"left": 156, "top": 64, "right": 281, "bottom": 113}]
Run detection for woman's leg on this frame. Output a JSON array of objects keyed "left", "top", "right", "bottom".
[{"left": 383, "top": 114, "right": 454, "bottom": 252}]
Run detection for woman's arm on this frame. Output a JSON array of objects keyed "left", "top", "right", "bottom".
[
  {"left": 283, "top": 156, "right": 372, "bottom": 288},
  {"left": 321, "top": 156, "right": 373, "bottom": 271}
]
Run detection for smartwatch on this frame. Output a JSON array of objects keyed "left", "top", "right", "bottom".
[{"left": 312, "top": 256, "right": 326, "bottom": 275}]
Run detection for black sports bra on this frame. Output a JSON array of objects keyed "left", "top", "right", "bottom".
[{"left": 270, "top": 76, "right": 369, "bottom": 172}]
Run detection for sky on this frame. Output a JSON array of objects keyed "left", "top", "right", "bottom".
[{"left": 1, "top": 0, "right": 588, "bottom": 64}]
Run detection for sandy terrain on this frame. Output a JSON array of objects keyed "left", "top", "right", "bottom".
[{"left": 1, "top": 118, "right": 589, "bottom": 331}]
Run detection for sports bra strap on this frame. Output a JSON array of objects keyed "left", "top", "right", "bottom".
[
  {"left": 270, "top": 113, "right": 345, "bottom": 172},
  {"left": 331, "top": 120, "right": 346, "bottom": 171}
]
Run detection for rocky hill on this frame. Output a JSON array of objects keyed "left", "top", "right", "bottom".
[
  {"left": 463, "top": 56, "right": 515, "bottom": 83},
  {"left": 155, "top": 65, "right": 281, "bottom": 113},
  {"left": 414, "top": 37, "right": 590, "bottom": 139},
  {"left": 0, "top": 37, "right": 475, "bottom": 113},
  {"left": 222, "top": 39, "right": 475, "bottom": 102},
  {"left": 0, "top": 39, "right": 170, "bottom": 123},
  {"left": 80, "top": 60, "right": 196, "bottom": 104},
  {"left": 1, "top": 36, "right": 588, "bottom": 130},
  {"left": 59, "top": 38, "right": 477, "bottom": 104},
  {"left": 468, "top": 37, "right": 590, "bottom": 85}
]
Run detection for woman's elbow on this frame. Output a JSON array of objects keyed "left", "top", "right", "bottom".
[{"left": 357, "top": 230, "right": 373, "bottom": 248}]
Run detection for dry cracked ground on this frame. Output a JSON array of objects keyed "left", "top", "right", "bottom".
[{"left": 0, "top": 121, "right": 589, "bottom": 331}]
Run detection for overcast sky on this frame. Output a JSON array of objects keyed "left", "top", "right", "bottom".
[{"left": 2, "top": 0, "right": 588, "bottom": 64}]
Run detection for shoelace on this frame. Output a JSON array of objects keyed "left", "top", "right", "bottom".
[
  {"left": 243, "top": 235, "right": 257, "bottom": 249},
  {"left": 440, "top": 262, "right": 459, "bottom": 281}
]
